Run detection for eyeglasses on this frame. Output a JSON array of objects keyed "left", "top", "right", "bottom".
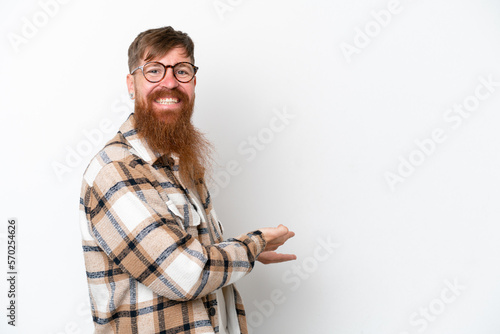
[{"left": 130, "top": 61, "right": 199, "bottom": 83}]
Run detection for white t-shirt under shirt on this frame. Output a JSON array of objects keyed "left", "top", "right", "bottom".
[
  {"left": 216, "top": 288, "right": 228, "bottom": 334},
  {"left": 188, "top": 186, "right": 240, "bottom": 334}
]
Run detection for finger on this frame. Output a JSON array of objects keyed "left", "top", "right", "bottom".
[
  {"left": 258, "top": 251, "right": 296, "bottom": 261},
  {"left": 262, "top": 226, "right": 287, "bottom": 242},
  {"left": 269, "top": 253, "right": 297, "bottom": 263},
  {"left": 273, "top": 225, "right": 290, "bottom": 238},
  {"left": 258, "top": 252, "right": 297, "bottom": 265}
]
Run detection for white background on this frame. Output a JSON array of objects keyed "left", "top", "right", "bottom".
[{"left": 1, "top": 0, "right": 500, "bottom": 333}]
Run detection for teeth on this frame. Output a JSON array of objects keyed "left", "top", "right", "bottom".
[{"left": 156, "top": 98, "right": 179, "bottom": 105}]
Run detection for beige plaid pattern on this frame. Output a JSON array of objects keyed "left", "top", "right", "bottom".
[{"left": 79, "top": 114, "right": 266, "bottom": 333}]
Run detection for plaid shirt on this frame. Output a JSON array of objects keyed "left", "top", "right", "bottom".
[{"left": 79, "top": 114, "right": 266, "bottom": 333}]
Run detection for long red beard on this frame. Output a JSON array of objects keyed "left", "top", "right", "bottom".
[{"left": 134, "top": 87, "right": 212, "bottom": 186}]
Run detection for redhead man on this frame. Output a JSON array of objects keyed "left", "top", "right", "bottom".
[{"left": 79, "top": 26, "right": 295, "bottom": 334}]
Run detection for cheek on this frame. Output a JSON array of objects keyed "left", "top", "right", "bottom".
[
  {"left": 183, "top": 85, "right": 196, "bottom": 100},
  {"left": 135, "top": 81, "right": 156, "bottom": 97},
  {"left": 137, "top": 88, "right": 154, "bottom": 101}
]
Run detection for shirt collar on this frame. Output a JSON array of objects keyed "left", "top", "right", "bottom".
[{"left": 119, "top": 113, "right": 165, "bottom": 165}]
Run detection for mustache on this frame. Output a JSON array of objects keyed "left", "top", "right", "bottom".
[{"left": 149, "top": 87, "right": 187, "bottom": 101}]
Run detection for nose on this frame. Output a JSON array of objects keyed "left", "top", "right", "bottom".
[{"left": 159, "top": 67, "right": 179, "bottom": 89}]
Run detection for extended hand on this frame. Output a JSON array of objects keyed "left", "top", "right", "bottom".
[{"left": 257, "top": 225, "right": 296, "bottom": 264}]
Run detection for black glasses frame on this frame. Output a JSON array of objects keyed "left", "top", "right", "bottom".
[{"left": 130, "top": 61, "right": 199, "bottom": 83}]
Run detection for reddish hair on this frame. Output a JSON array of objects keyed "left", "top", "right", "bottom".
[{"left": 128, "top": 26, "right": 195, "bottom": 72}]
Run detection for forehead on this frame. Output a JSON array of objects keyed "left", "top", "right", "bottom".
[{"left": 143, "top": 46, "right": 191, "bottom": 63}]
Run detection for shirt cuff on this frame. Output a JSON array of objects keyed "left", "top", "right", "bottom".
[{"left": 231, "top": 230, "right": 267, "bottom": 266}]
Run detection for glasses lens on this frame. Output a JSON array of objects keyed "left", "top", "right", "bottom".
[
  {"left": 173, "top": 63, "right": 196, "bottom": 82},
  {"left": 143, "top": 63, "right": 165, "bottom": 82}
]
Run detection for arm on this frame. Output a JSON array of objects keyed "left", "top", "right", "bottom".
[{"left": 85, "top": 160, "right": 266, "bottom": 301}]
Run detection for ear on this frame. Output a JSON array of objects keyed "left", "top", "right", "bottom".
[
  {"left": 193, "top": 75, "right": 196, "bottom": 87},
  {"left": 126, "top": 74, "right": 135, "bottom": 98}
]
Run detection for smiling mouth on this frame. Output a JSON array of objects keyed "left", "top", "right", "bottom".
[{"left": 155, "top": 98, "right": 179, "bottom": 105}]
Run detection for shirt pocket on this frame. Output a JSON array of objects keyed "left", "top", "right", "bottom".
[
  {"left": 165, "top": 193, "right": 201, "bottom": 230},
  {"left": 210, "top": 208, "right": 224, "bottom": 238}
]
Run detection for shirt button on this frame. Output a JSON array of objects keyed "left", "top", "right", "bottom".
[{"left": 209, "top": 307, "right": 216, "bottom": 316}]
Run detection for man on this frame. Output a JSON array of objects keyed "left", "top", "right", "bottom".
[{"left": 79, "top": 26, "right": 295, "bottom": 334}]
